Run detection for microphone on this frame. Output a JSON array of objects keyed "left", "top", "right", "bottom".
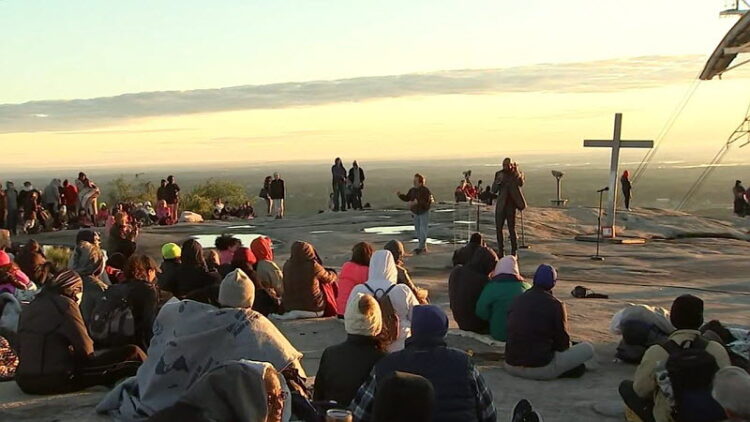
[{"left": 597, "top": 187, "right": 610, "bottom": 193}]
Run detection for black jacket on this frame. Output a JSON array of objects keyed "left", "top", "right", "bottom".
[
  {"left": 348, "top": 167, "right": 366, "bottom": 187},
  {"left": 122, "top": 279, "right": 159, "bottom": 350},
  {"left": 269, "top": 179, "right": 285, "bottom": 200},
  {"left": 448, "top": 247, "right": 497, "bottom": 334},
  {"left": 505, "top": 286, "right": 571, "bottom": 367},
  {"left": 314, "top": 335, "right": 386, "bottom": 406}
]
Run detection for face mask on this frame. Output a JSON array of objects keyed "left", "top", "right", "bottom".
[{"left": 75, "top": 292, "right": 83, "bottom": 304}]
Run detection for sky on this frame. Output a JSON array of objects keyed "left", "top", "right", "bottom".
[{"left": 2, "top": 0, "right": 750, "bottom": 169}]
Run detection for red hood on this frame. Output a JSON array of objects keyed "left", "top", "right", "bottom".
[{"left": 251, "top": 236, "right": 274, "bottom": 261}]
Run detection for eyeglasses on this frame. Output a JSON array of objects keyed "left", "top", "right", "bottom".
[{"left": 267, "top": 390, "right": 288, "bottom": 407}]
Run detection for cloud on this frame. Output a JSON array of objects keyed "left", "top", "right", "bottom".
[{"left": 0, "top": 55, "right": 709, "bottom": 133}]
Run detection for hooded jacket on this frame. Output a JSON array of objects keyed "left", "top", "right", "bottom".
[
  {"left": 251, "top": 237, "right": 284, "bottom": 295},
  {"left": 68, "top": 241, "right": 109, "bottom": 324},
  {"left": 348, "top": 250, "right": 419, "bottom": 352},
  {"left": 448, "top": 247, "right": 498, "bottom": 333},
  {"left": 335, "top": 261, "right": 370, "bottom": 316},
  {"left": 16, "top": 279, "right": 94, "bottom": 380},
  {"left": 169, "top": 240, "right": 221, "bottom": 298},
  {"left": 281, "top": 241, "right": 336, "bottom": 313},
  {"left": 16, "top": 242, "right": 48, "bottom": 285},
  {"left": 475, "top": 259, "right": 530, "bottom": 341}
]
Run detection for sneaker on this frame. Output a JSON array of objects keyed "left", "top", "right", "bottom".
[{"left": 511, "top": 399, "right": 532, "bottom": 422}]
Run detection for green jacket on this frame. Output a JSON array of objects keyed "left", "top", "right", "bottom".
[{"left": 475, "top": 275, "right": 530, "bottom": 341}]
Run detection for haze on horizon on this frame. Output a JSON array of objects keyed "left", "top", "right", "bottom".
[{"left": 2, "top": 1, "right": 750, "bottom": 170}]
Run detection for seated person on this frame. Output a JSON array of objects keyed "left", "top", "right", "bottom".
[
  {"left": 105, "top": 252, "right": 127, "bottom": 284},
  {"left": 505, "top": 264, "right": 595, "bottom": 380},
  {"left": 107, "top": 211, "right": 138, "bottom": 258},
  {"left": 97, "top": 268, "right": 304, "bottom": 420},
  {"left": 712, "top": 366, "right": 750, "bottom": 422},
  {"left": 475, "top": 255, "right": 530, "bottom": 341},
  {"left": 228, "top": 247, "right": 279, "bottom": 316},
  {"left": 336, "top": 242, "right": 373, "bottom": 317},
  {"left": 68, "top": 240, "right": 108, "bottom": 324},
  {"left": 166, "top": 239, "right": 221, "bottom": 299},
  {"left": 478, "top": 186, "right": 497, "bottom": 206},
  {"left": 619, "top": 295, "right": 730, "bottom": 422},
  {"left": 348, "top": 250, "right": 419, "bottom": 352},
  {"left": 155, "top": 200, "right": 174, "bottom": 226},
  {"left": 448, "top": 246, "right": 498, "bottom": 334},
  {"left": 118, "top": 255, "right": 159, "bottom": 350},
  {"left": 452, "top": 232, "right": 485, "bottom": 267},
  {"left": 384, "top": 240, "right": 428, "bottom": 304},
  {"left": 454, "top": 180, "right": 469, "bottom": 203},
  {"left": 281, "top": 241, "right": 337, "bottom": 317},
  {"left": 157, "top": 243, "right": 181, "bottom": 294},
  {"left": 350, "top": 305, "right": 497, "bottom": 422},
  {"left": 372, "top": 372, "right": 435, "bottom": 422},
  {"left": 147, "top": 360, "right": 289, "bottom": 422},
  {"left": 16, "top": 271, "right": 145, "bottom": 395},
  {"left": 95, "top": 203, "right": 110, "bottom": 227},
  {"left": 251, "top": 236, "right": 284, "bottom": 297},
  {"left": 215, "top": 234, "right": 242, "bottom": 267},
  {"left": 314, "top": 293, "right": 386, "bottom": 407},
  {"left": 16, "top": 240, "right": 49, "bottom": 285}
]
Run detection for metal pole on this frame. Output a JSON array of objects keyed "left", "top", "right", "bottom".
[{"left": 592, "top": 189, "right": 605, "bottom": 261}]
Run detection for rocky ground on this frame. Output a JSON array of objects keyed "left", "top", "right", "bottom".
[{"left": 1, "top": 204, "right": 749, "bottom": 421}]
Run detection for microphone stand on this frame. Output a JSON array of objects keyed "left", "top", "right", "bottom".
[{"left": 591, "top": 187, "right": 608, "bottom": 261}]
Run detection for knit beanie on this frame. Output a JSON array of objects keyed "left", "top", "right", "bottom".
[
  {"left": 411, "top": 305, "right": 448, "bottom": 340},
  {"left": 161, "top": 243, "right": 182, "bottom": 260},
  {"left": 218, "top": 269, "right": 255, "bottom": 309},
  {"left": 344, "top": 293, "right": 383, "bottom": 337},
  {"left": 494, "top": 255, "right": 521, "bottom": 278},
  {"left": 533, "top": 264, "right": 557, "bottom": 289},
  {"left": 670, "top": 294, "right": 704, "bottom": 329},
  {"left": 0, "top": 251, "right": 10, "bottom": 267}
]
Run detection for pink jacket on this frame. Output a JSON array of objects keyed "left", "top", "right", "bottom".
[{"left": 336, "top": 262, "right": 370, "bottom": 315}]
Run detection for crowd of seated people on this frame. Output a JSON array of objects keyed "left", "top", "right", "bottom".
[
  {"left": 211, "top": 198, "right": 256, "bottom": 220},
  {"left": 1, "top": 205, "right": 748, "bottom": 422}
]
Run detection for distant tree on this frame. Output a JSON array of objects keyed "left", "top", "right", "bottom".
[
  {"left": 107, "top": 176, "right": 157, "bottom": 205},
  {"left": 182, "top": 179, "right": 253, "bottom": 218}
]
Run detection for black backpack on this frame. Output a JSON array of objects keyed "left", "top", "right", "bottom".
[
  {"left": 88, "top": 284, "right": 136, "bottom": 347},
  {"left": 661, "top": 337, "right": 726, "bottom": 422}
]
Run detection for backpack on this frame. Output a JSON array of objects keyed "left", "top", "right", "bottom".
[
  {"left": 364, "top": 283, "right": 400, "bottom": 345},
  {"left": 88, "top": 284, "right": 136, "bottom": 347},
  {"left": 659, "top": 337, "right": 726, "bottom": 422}
]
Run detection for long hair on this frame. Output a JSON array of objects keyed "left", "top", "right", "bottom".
[{"left": 351, "top": 242, "right": 374, "bottom": 266}]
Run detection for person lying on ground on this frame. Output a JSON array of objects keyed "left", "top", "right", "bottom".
[
  {"left": 449, "top": 246, "right": 498, "bottom": 334},
  {"left": 475, "top": 255, "right": 530, "bottom": 342},
  {"left": 619, "top": 294, "right": 730, "bottom": 422},
  {"left": 16, "top": 270, "right": 146, "bottom": 395},
  {"left": 505, "top": 264, "right": 595, "bottom": 380},
  {"left": 315, "top": 293, "right": 387, "bottom": 407},
  {"left": 350, "top": 304, "right": 497, "bottom": 422},
  {"left": 347, "top": 250, "right": 419, "bottom": 352}
]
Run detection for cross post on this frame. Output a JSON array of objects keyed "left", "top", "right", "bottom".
[{"left": 583, "top": 113, "right": 653, "bottom": 237}]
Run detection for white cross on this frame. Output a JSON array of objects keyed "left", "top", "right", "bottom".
[{"left": 583, "top": 113, "right": 653, "bottom": 237}]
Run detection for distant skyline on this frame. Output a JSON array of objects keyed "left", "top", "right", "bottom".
[{"left": 2, "top": 1, "right": 750, "bottom": 168}]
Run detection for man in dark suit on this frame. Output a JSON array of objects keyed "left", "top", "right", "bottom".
[{"left": 492, "top": 158, "right": 527, "bottom": 257}]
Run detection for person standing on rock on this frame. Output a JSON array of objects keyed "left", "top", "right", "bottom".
[
  {"left": 733, "top": 180, "right": 747, "bottom": 217},
  {"left": 621, "top": 170, "right": 633, "bottom": 211},
  {"left": 492, "top": 158, "right": 526, "bottom": 257},
  {"left": 349, "top": 160, "right": 366, "bottom": 210},
  {"left": 397, "top": 173, "right": 433, "bottom": 255},
  {"left": 269, "top": 172, "right": 285, "bottom": 219},
  {"left": 164, "top": 175, "right": 180, "bottom": 220},
  {"left": 332, "top": 157, "right": 348, "bottom": 212}
]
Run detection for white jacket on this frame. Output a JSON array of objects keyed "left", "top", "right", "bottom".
[{"left": 347, "top": 250, "right": 419, "bottom": 352}]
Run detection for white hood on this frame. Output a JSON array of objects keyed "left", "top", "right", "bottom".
[{"left": 367, "top": 250, "right": 397, "bottom": 285}]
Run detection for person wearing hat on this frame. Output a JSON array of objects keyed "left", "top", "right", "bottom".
[
  {"left": 713, "top": 366, "right": 750, "bottom": 421},
  {"left": 157, "top": 243, "right": 181, "bottom": 298},
  {"left": 16, "top": 270, "right": 146, "bottom": 394},
  {"left": 350, "top": 304, "right": 497, "bottom": 422},
  {"left": 218, "top": 268, "right": 256, "bottom": 309},
  {"left": 475, "top": 255, "right": 531, "bottom": 342},
  {"left": 314, "top": 293, "right": 386, "bottom": 407},
  {"left": 505, "top": 264, "right": 595, "bottom": 380},
  {"left": 372, "top": 371, "right": 435, "bottom": 422},
  {"left": 619, "top": 294, "right": 730, "bottom": 422}
]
